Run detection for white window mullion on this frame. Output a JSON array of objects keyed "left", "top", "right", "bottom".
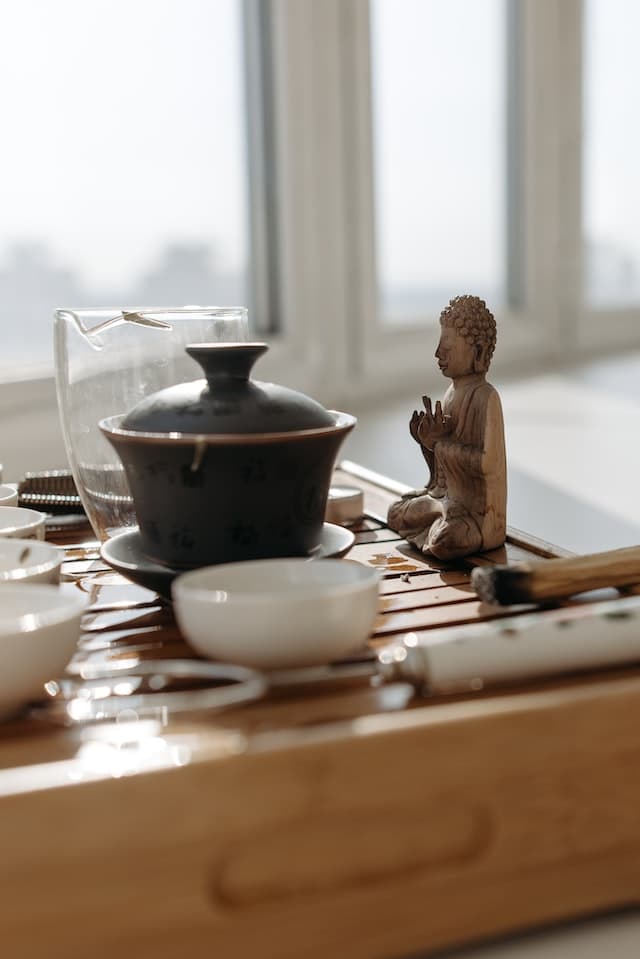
[
  {"left": 556, "top": 0, "right": 584, "bottom": 354},
  {"left": 257, "top": 0, "right": 353, "bottom": 406},
  {"left": 519, "top": 0, "right": 566, "bottom": 363}
]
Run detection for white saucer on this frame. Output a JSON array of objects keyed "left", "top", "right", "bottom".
[{"left": 100, "top": 524, "right": 355, "bottom": 599}]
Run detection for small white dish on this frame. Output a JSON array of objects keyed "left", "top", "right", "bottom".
[
  {"left": 173, "top": 558, "right": 380, "bottom": 669},
  {"left": 0, "top": 485, "right": 18, "bottom": 508},
  {"left": 0, "top": 506, "right": 47, "bottom": 541},
  {"left": 325, "top": 485, "right": 364, "bottom": 526},
  {"left": 0, "top": 585, "right": 87, "bottom": 718},
  {"left": 0, "top": 539, "right": 63, "bottom": 585}
]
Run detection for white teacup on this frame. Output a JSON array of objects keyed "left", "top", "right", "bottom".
[
  {"left": 0, "top": 539, "right": 62, "bottom": 584},
  {"left": 173, "top": 558, "right": 380, "bottom": 669},
  {"left": 0, "top": 485, "right": 18, "bottom": 508},
  {"left": 0, "top": 507, "right": 47, "bottom": 541},
  {"left": 0, "top": 585, "right": 87, "bottom": 718}
]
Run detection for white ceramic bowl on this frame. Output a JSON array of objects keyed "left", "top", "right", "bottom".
[
  {"left": 0, "top": 485, "right": 18, "bottom": 507},
  {"left": 172, "top": 558, "right": 380, "bottom": 669},
  {"left": 0, "top": 539, "right": 63, "bottom": 585},
  {"left": 0, "top": 585, "right": 87, "bottom": 718},
  {"left": 0, "top": 507, "right": 46, "bottom": 541}
]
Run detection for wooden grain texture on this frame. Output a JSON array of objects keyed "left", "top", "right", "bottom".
[
  {"left": 378, "top": 569, "right": 471, "bottom": 595},
  {"left": 3, "top": 675, "right": 640, "bottom": 958},
  {"left": 472, "top": 545, "right": 640, "bottom": 605},
  {"left": 353, "top": 527, "right": 405, "bottom": 544},
  {"left": 386, "top": 298, "right": 507, "bottom": 561},
  {"left": 0, "top": 465, "right": 637, "bottom": 958},
  {"left": 348, "top": 539, "right": 452, "bottom": 574},
  {"left": 380, "top": 583, "right": 475, "bottom": 613},
  {"left": 371, "top": 599, "right": 534, "bottom": 639}
]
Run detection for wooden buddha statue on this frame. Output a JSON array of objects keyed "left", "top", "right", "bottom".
[{"left": 388, "top": 295, "right": 507, "bottom": 561}]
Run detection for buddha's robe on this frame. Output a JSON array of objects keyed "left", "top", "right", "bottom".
[{"left": 388, "top": 376, "right": 507, "bottom": 560}]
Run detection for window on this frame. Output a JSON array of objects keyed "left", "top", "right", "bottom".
[
  {"left": 1, "top": 1, "right": 639, "bottom": 410},
  {"left": 0, "top": 0, "right": 250, "bottom": 375},
  {"left": 583, "top": 0, "right": 640, "bottom": 308},
  {"left": 370, "top": 0, "right": 507, "bottom": 325}
]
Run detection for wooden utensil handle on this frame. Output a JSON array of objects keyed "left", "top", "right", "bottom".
[{"left": 471, "top": 545, "right": 640, "bottom": 605}]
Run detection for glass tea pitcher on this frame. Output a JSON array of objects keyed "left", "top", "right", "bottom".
[{"left": 54, "top": 306, "right": 249, "bottom": 541}]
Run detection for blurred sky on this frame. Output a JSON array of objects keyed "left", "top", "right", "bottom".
[
  {"left": 371, "top": 0, "right": 505, "bottom": 294},
  {"left": 584, "top": 0, "right": 640, "bottom": 270},
  {"left": 0, "top": 0, "right": 247, "bottom": 288},
  {"left": 0, "top": 0, "right": 637, "bottom": 307}
]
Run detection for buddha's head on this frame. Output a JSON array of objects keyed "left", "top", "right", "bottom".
[{"left": 435, "top": 295, "right": 496, "bottom": 380}]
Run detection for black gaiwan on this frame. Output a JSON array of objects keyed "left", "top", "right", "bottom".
[{"left": 100, "top": 343, "right": 356, "bottom": 568}]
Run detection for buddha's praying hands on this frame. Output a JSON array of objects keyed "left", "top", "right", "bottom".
[{"left": 388, "top": 295, "right": 507, "bottom": 561}]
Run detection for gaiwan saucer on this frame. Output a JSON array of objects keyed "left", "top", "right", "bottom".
[{"left": 100, "top": 524, "right": 356, "bottom": 600}]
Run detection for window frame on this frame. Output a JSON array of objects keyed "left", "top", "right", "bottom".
[
  {"left": 267, "top": 0, "right": 640, "bottom": 398},
  {"left": 333, "top": 0, "right": 574, "bottom": 386},
  {"left": 2, "top": 0, "right": 640, "bottom": 435},
  {"left": 261, "top": 0, "right": 593, "bottom": 401}
]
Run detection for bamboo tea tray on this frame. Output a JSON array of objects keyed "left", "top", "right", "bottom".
[{"left": 2, "top": 462, "right": 640, "bottom": 959}]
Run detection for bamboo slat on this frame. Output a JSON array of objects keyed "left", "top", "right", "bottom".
[{"left": 0, "top": 463, "right": 638, "bottom": 958}]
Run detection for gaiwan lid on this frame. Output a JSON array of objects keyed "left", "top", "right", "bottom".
[{"left": 121, "top": 343, "right": 336, "bottom": 435}]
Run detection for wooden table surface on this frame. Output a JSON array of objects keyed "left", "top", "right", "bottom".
[{"left": 2, "top": 463, "right": 640, "bottom": 959}]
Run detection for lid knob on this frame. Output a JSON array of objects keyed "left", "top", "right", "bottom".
[{"left": 185, "top": 343, "right": 268, "bottom": 386}]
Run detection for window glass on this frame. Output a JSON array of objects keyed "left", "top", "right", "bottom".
[
  {"left": 583, "top": 0, "right": 640, "bottom": 307},
  {"left": 370, "top": 0, "right": 507, "bottom": 325},
  {"left": 0, "top": 0, "right": 248, "bottom": 373}
]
